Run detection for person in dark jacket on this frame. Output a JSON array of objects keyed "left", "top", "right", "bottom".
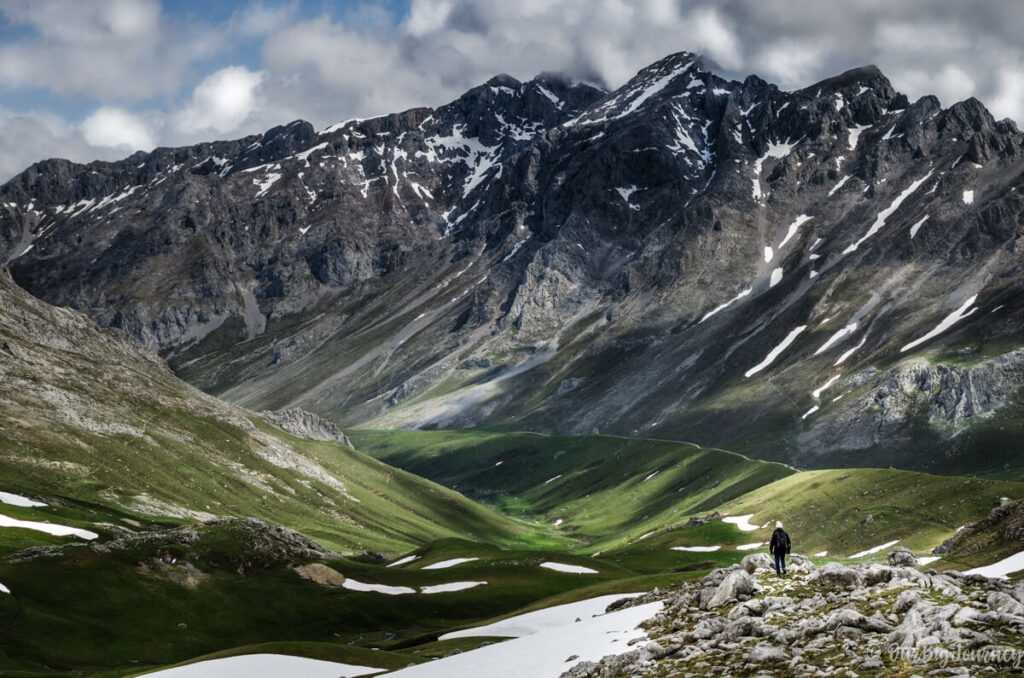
[{"left": 769, "top": 522, "right": 791, "bottom": 577}]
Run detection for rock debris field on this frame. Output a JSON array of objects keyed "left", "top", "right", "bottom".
[{"left": 564, "top": 550, "right": 1024, "bottom": 677}]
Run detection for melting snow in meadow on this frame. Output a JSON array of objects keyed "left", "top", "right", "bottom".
[
  {"left": 744, "top": 326, "right": 807, "bottom": 378},
  {"left": 145, "top": 654, "right": 383, "bottom": 678},
  {"left": 342, "top": 579, "right": 416, "bottom": 595},
  {"left": 964, "top": 550, "right": 1024, "bottom": 578},
  {"left": 736, "top": 543, "right": 764, "bottom": 551},
  {"left": 387, "top": 554, "right": 420, "bottom": 568},
  {"left": 849, "top": 540, "right": 900, "bottom": 559},
  {"left": 814, "top": 551, "right": 829, "bottom": 557},
  {"left": 900, "top": 295, "right": 978, "bottom": 353},
  {"left": 769, "top": 267, "right": 784, "bottom": 287},
  {"left": 440, "top": 593, "right": 644, "bottom": 641},
  {"left": 0, "top": 491, "right": 46, "bottom": 508},
  {"left": 420, "top": 581, "right": 487, "bottom": 594},
  {"left": 540, "top": 562, "right": 598, "bottom": 574},
  {"left": 962, "top": 190, "right": 975, "bottom": 205},
  {"left": 917, "top": 556, "right": 941, "bottom": 566},
  {"left": 801, "top": 405, "right": 820, "bottom": 420},
  {"left": 0, "top": 512, "right": 98, "bottom": 540},
  {"left": 723, "top": 515, "right": 760, "bottom": 532},
  {"left": 422, "top": 557, "right": 479, "bottom": 570},
  {"left": 393, "top": 598, "right": 662, "bottom": 677},
  {"left": 672, "top": 545, "right": 721, "bottom": 553},
  {"left": 843, "top": 170, "right": 933, "bottom": 253},
  {"left": 0, "top": 581, "right": 9, "bottom": 594}
]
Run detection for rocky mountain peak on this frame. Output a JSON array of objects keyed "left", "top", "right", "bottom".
[
  {"left": 808, "top": 64, "right": 894, "bottom": 97},
  {"left": 2, "top": 48, "right": 1023, "bottom": 473}
]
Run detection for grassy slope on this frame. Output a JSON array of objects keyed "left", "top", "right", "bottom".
[
  {"left": 0, "top": 271, "right": 551, "bottom": 555},
  {"left": 350, "top": 429, "right": 795, "bottom": 552},
  {"left": 352, "top": 430, "right": 1024, "bottom": 569},
  {"left": 0, "top": 418, "right": 552, "bottom": 556},
  {"left": 0, "top": 532, "right": 688, "bottom": 677},
  {"left": 712, "top": 468, "right": 1024, "bottom": 558}
]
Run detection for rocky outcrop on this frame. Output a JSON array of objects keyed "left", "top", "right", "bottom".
[
  {"left": 564, "top": 560, "right": 1024, "bottom": 677},
  {"left": 935, "top": 499, "right": 1024, "bottom": 557},
  {"left": 262, "top": 408, "right": 353, "bottom": 447},
  {"left": 9, "top": 518, "right": 333, "bottom": 573},
  {"left": 801, "top": 351, "right": 1024, "bottom": 463},
  {"left": 292, "top": 562, "right": 346, "bottom": 587},
  {"left": 888, "top": 547, "right": 918, "bottom": 567}
]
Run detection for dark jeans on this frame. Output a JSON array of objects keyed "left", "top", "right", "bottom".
[{"left": 773, "top": 551, "right": 786, "bottom": 575}]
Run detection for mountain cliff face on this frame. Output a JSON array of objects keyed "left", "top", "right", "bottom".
[{"left": 2, "top": 52, "right": 1022, "bottom": 473}]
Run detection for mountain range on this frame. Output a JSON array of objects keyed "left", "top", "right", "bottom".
[{"left": 2, "top": 51, "right": 1022, "bottom": 475}]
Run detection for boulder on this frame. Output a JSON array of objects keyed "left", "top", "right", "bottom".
[
  {"left": 810, "top": 563, "right": 864, "bottom": 589},
  {"left": 262, "top": 408, "right": 353, "bottom": 446},
  {"left": 988, "top": 591, "right": 1024, "bottom": 617},
  {"left": 824, "top": 607, "right": 893, "bottom": 633},
  {"left": 863, "top": 564, "right": 895, "bottom": 586},
  {"left": 691, "top": 617, "right": 725, "bottom": 640},
  {"left": 293, "top": 563, "right": 346, "bottom": 587},
  {"left": 741, "top": 553, "right": 773, "bottom": 573},
  {"left": 704, "top": 570, "right": 756, "bottom": 609},
  {"left": 788, "top": 554, "right": 817, "bottom": 573},
  {"left": 893, "top": 589, "right": 921, "bottom": 613},
  {"left": 888, "top": 547, "right": 918, "bottom": 567},
  {"left": 723, "top": 616, "right": 767, "bottom": 640},
  {"left": 747, "top": 643, "right": 787, "bottom": 663},
  {"left": 729, "top": 598, "right": 767, "bottom": 618}
]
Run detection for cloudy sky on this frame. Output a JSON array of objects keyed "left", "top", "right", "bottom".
[{"left": 0, "top": 0, "right": 1021, "bottom": 181}]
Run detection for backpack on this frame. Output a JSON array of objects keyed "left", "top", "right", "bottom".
[{"left": 772, "top": 528, "right": 791, "bottom": 554}]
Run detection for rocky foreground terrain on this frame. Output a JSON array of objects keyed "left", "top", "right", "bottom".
[{"left": 569, "top": 552, "right": 1024, "bottom": 677}]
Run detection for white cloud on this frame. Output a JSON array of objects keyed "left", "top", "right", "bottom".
[
  {"left": 989, "top": 66, "right": 1024, "bottom": 123},
  {"left": 175, "top": 66, "right": 265, "bottom": 136},
  {"left": 690, "top": 7, "right": 742, "bottom": 70},
  {"left": 406, "top": 0, "right": 455, "bottom": 36},
  {"left": 231, "top": 1, "right": 299, "bottom": 37},
  {"left": 0, "top": 108, "right": 126, "bottom": 180},
  {"left": 755, "top": 39, "right": 827, "bottom": 87},
  {"left": 81, "top": 107, "right": 156, "bottom": 150},
  {"left": 891, "top": 63, "right": 977, "bottom": 109},
  {"left": 0, "top": 0, "right": 218, "bottom": 100},
  {"left": 258, "top": 1, "right": 746, "bottom": 125}
]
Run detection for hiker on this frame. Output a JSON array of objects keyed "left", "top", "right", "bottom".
[{"left": 769, "top": 522, "right": 791, "bottom": 577}]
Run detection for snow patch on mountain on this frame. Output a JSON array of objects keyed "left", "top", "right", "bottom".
[
  {"left": 745, "top": 325, "right": 807, "bottom": 378},
  {"left": 843, "top": 170, "right": 933, "bottom": 253},
  {"left": 900, "top": 295, "right": 979, "bottom": 353}
]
